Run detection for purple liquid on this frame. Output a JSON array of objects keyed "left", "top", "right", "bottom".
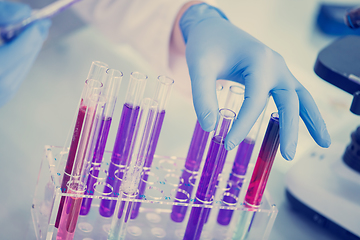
[
  {"left": 99, "top": 103, "right": 140, "bottom": 217},
  {"left": 170, "top": 121, "right": 209, "bottom": 222},
  {"left": 80, "top": 116, "right": 112, "bottom": 215},
  {"left": 56, "top": 105, "right": 86, "bottom": 228},
  {"left": 185, "top": 121, "right": 210, "bottom": 171},
  {"left": 217, "top": 138, "right": 255, "bottom": 225},
  {"left": 130, "top": 110, "right": 166, "bottom": 219},
  {"left": 184, "top": 135, "right": 228, "bottom": 240},
  {"left": 171, "top": 170, "right": 196, "bottom": 222}
]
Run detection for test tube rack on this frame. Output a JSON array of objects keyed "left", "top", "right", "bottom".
[{"left": 31, "top": 145, "right": 278, "bottom": 240}]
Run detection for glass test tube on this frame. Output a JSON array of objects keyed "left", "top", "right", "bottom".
[
  {"left": 204, "top": 84, "right": 245, "bottom": 223},
  {"left": 99, "top": 72, "right": 148, "bottom": 217},
  {"left": 217, "top": 86, "right": 267, "bottom": 226},
  {"left": 108, "top": 98, "right": 159, "bottom": 240},
  {"left": 130, "top": 75, "right": 174, "bottom": 219},
  {"left": 80, "top": 69, "right": 123, "bottom": 215},
  {"left": 233, "top": 112, "right": 280, "bottom": 240},
  {"left": 55, "top": 63, "right": 106, "bottom": 228},
  {"left": 56, "top": 94, "right": 107, "bottom": 240},
  {"left": 184, "top": 108, "right": 236, "bottom": 240},
  {"left": 171, "top": 82, "right": 223, "bottom": 222}
]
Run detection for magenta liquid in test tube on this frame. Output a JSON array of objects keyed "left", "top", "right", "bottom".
[
  {"left": 79, "top": 68, "right": 123, "bottom": 215},
  {"left": 233, "top": 112, "right": 280, "bottom": 240},
  {"left": 183, "top": 109, "right": 236, "bottom": 240},
  {"left": 56, "top": 94, "right": 107, "bottom": 240},
  {"left": 171, "top": 83, "right": 224, "bottom": 222},
  {"left": 55, "top": 61, "right": 108, "bottom": 229},
  {"left": 108, "top": 98, "right": 159, "bottom": 240},
  {"left": 99, "top": 72, "right": 148, "bottom": 217},
  {"left": 130, "top": 75, "right": 174, "bottom": 220}
]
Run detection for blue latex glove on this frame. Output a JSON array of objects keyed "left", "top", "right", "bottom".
[
  {"left": 0, "top": 1, "right": 51, "bottom": 107},
  {"left": 180, "top": 3, "right": 331, "bottom": 160}
]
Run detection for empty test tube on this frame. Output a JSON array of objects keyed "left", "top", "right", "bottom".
[
  {"left": 130, "top": 75, "right": 174, "bottom": 219},
  {"left": 80, "top": 68, "right": 123, "bottom": 215},
  {"left": 184, "top": 108, "right": 236, "bottom": 240},
  {"left": 233, "top": 112, "right": 280, "bottom": 240},
  {"left": 99, "top": 72, "right": 148, "bottom": 217},
  {"left": 108, "top": 98, "right": 159, "bottom": 240},
  {"left": 55, "top": 61, "right": 108, "bottom": 228},
  {"left": 171, "top": 82, "right": 223, "bottom": 222}
]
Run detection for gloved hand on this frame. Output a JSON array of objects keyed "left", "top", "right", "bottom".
[
  {"left": 180, "top": 3, "right": 331, "bottom": 160},
  {"left": 0, "top": 1, "right": 51, "bottom": 107}
]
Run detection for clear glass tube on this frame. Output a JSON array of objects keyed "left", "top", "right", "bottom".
[
  {"left": 217, "top": 87, "right": 268, "bottom": 226},
  {"left": 184, "top": 108, "right": 236, "bottom": 240},
  {"left": 107, "top": 98, "right": 159, "bottom": 240},
  {"left": 202, "top": 84, "right": 245, "bottom": 223},
  {"left": 233, "top": 112, "right": 280, "bottom": 240},
  {"left": 55, "top": 78, "right": 103, "bottom": 228},
  {"left": 99, "top": 72, "right": 148, "bottom": 217},
  {"left": 170, "top": 82, "right": 225, "bottom": 223},
  {"left": 80, "top": 69, "right": 123, "bottom": 215},
  {"left": 56, "top": 94, "right": 106, "bottom": 240},
  {"left": 244, "top": 112, "right": 280, "bottom": 207},
  {"left": 130, "top": 75, "right": 174, "bottom": 219}
]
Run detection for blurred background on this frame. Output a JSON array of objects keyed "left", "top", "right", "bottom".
[{"left": 0, "top": 0, "right": 359, "bottom": 239}]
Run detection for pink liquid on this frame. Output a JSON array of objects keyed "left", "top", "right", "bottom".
[
  {"left": 184, "top": 135, "right": 228, "bottom": 240},
  {"left": 99, "top": 103, "right": 140, "bottom": 217},
  {"left": 80, "top": 116, "right": 112, "bottom": 215},
  {"left": 56, "top": 195, "right": 83, "bottom": 239},
  {"left": 55, "top": 105, "right": 86, "bottom": 228},
  {"left": 244, "top": 116, "right": 279, "bottom": 207},
  {"left": 130, "top": 110, "right": 166, "bottom": 219}
]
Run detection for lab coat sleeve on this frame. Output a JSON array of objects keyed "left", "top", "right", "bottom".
[{"left": 72, "top": 0, "right": 217, "bottom": 74}]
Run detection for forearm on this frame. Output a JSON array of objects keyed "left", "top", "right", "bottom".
[{"left": 170, "top": 1, "right": 203, "bottom": 55}]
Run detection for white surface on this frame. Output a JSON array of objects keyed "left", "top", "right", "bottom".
[
  {"left": 286, "top": 141, "right": 360, "bottom": 237},
  {"left": 0, "top": 0, "right": 359, "bottom": 239}
]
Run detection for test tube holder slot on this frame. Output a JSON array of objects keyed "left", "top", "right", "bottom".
[{"left": 31, "top": 145, "right": 278, "bottom": 240}]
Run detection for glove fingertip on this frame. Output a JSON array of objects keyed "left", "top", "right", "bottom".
[{"left": 280, "top": 142, "right": 296, "bottom": 161}]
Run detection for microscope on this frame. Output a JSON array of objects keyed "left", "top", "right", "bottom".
[{"left": 285, "top": 6, "right": 360, "bottom": 240}]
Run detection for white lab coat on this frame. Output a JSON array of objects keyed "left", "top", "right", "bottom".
[{"left": 72, "top": 0, "right": 216, "bottom": 97}]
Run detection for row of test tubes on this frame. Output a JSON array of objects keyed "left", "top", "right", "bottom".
[
  {"left": 55, "top": 61, "right": 174, "bottom": 240},
  {"left": 53, "top": 61, "right": 281, "bottom": 240}
]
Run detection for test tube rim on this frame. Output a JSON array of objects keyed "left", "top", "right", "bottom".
[
  {"left": 157, "top": 75, "right": 175, "bottom": 85},
  {"left": 219, "top": 108, "right": 236, "bottom": 120},
  {"left": 229, "top": 84, "right": 245, "bottom": 95},
  {"left": 270, "top": 112, "right": 279, "bottom": 121},
  {"left": 130, "top": 71, "right": 148, "bottom": 81},
  {"left": 85, "top": 79, "right": 103, "bottom": 89}
]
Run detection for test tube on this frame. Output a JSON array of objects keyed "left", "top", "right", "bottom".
[
  {"left": 55, "top": 65, "right": 106, "bottom": 228},
  {"left": 233, "top": 112, "right": 280, "bottom": 240},
  {"left": 217, "top": 88, "right": 266, "bottom": 226},
  {"left": 203, "top": 85, "right": 245, "bottom": 223},
  {"left": 56, "top": 94, "right": 107, "bottom": 240},
  {"left": 80, "top": 68, "right": 123, "bottom": 215},
  {"left": 99, "top": 72, "right": 148, "bottom": 217},
  {"left": 184, "top": 108, "right": 236, "bottom": 240},
  {"left": 130, "top": 75, "right": 174, "bottom": 219},
  {"left": 171, "top": 82, "right": 223, "bottom": 222},
  {"left": 107, "top": 98, "right": 159, "bottom": 240}
]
